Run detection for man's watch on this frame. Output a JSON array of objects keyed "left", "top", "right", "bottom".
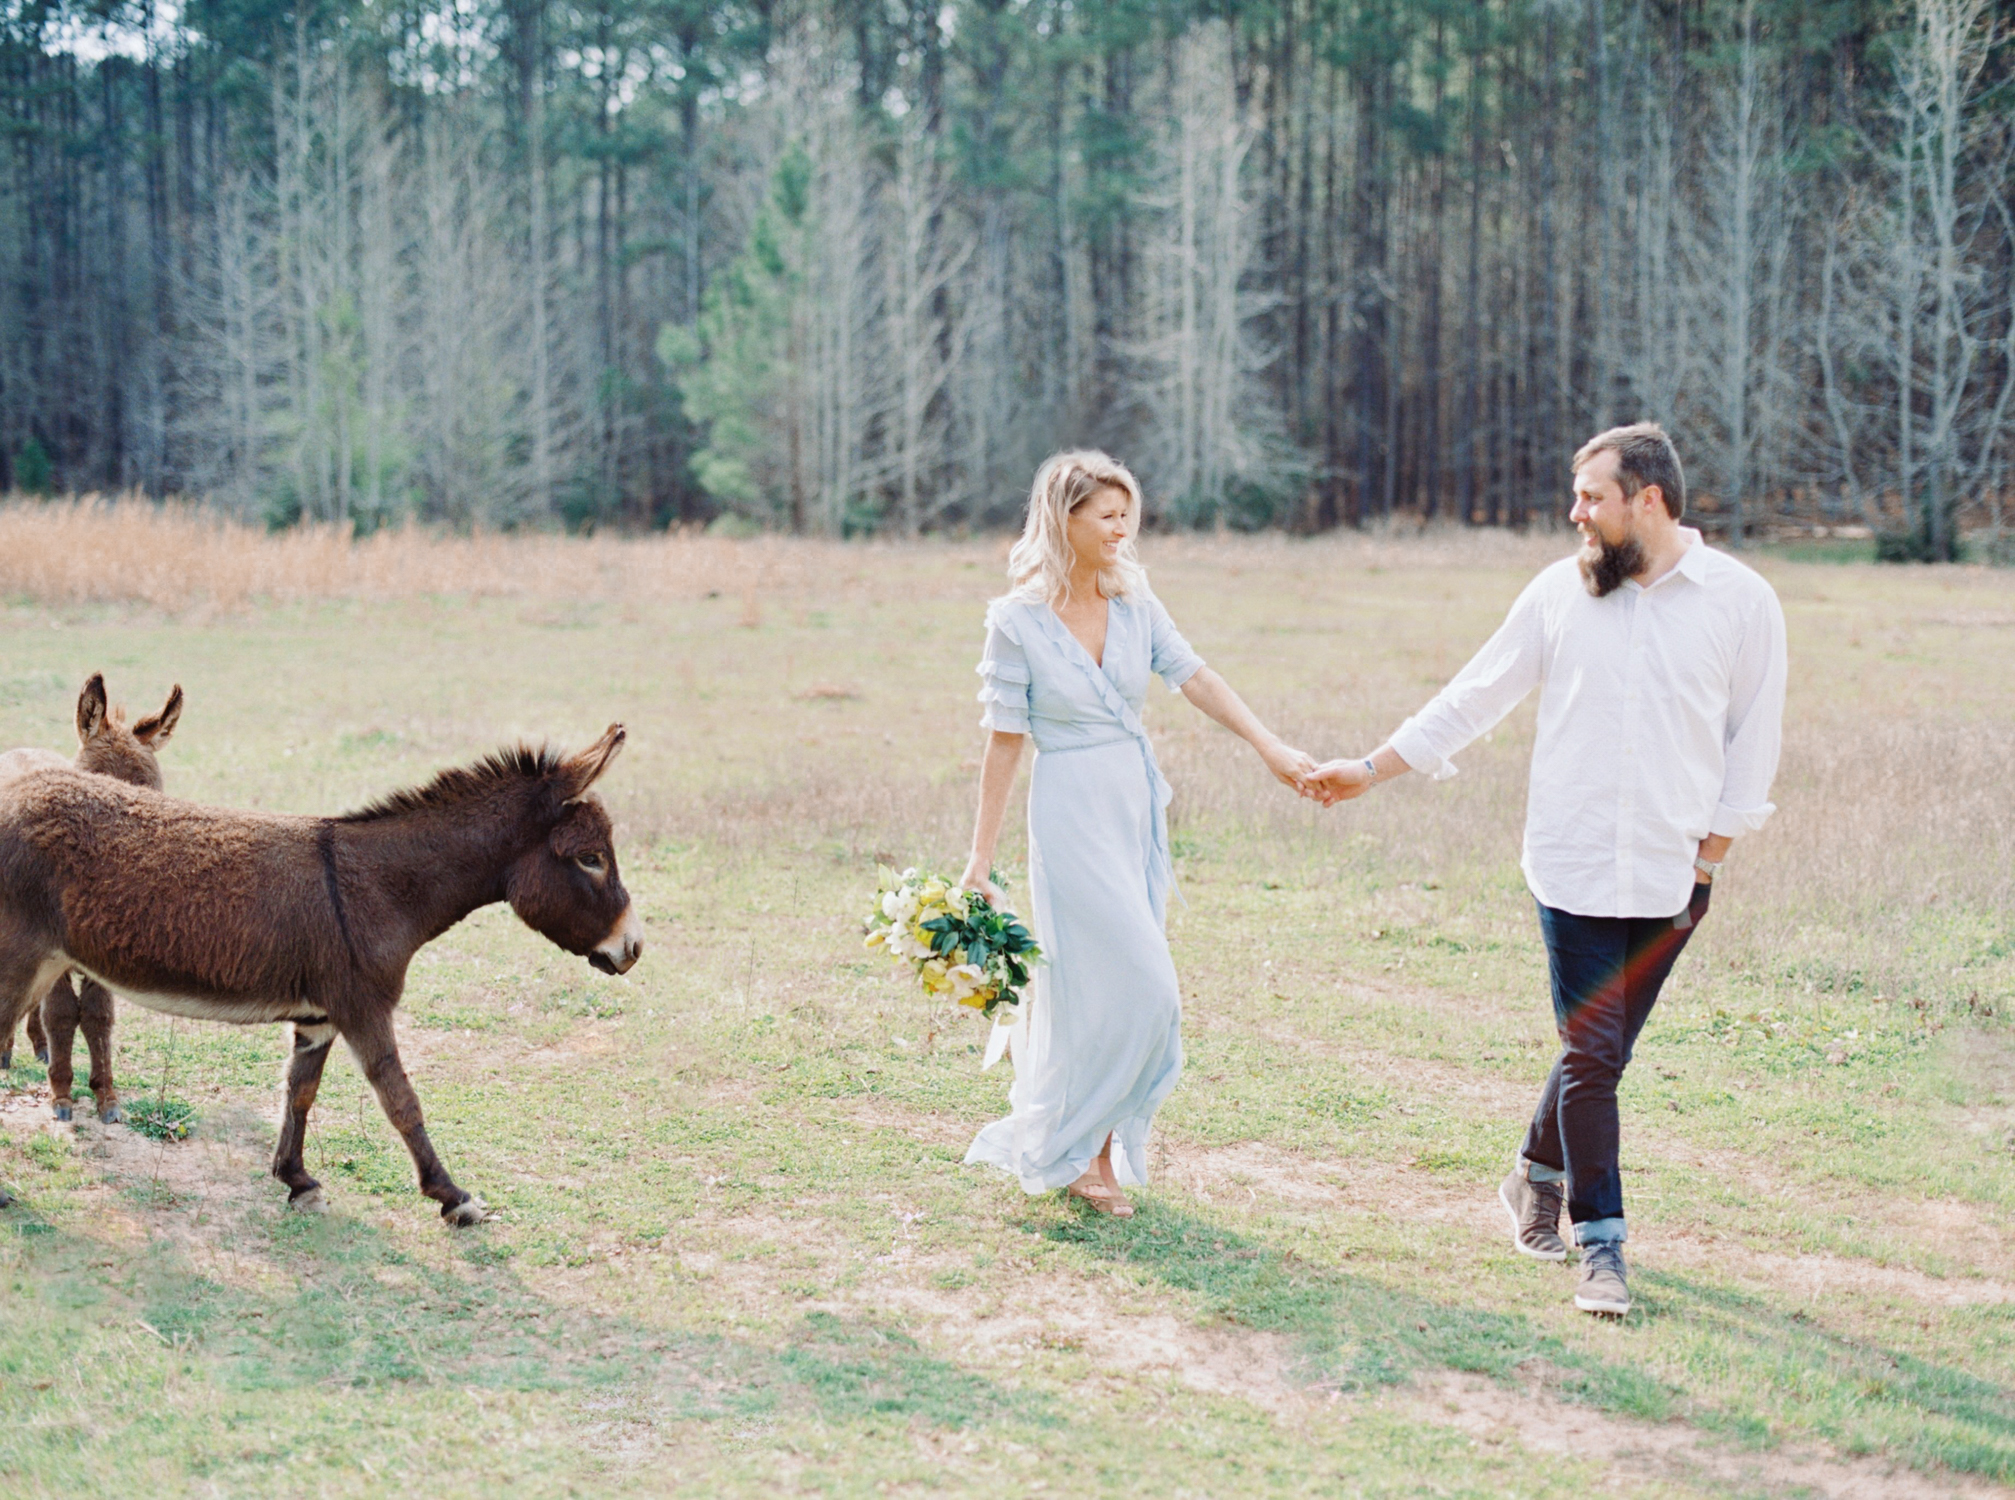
[
  {"left": 1362, "top": 757, "right": 1379, "bottom": 785},
  {"left": 1693, "top": 855, "right": 1723, "bottom": 881}
]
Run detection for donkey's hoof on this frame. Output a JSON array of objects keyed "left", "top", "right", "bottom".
[
  {"left": 33, "top": 1047, "right": 48, "bottom": 1065},
  {"left": 0, "top": 1188, "right": 13, "bottom": 1208},
  {"left": 442, "top": 1195, "right": 490, "bottom": 1227},
  {"left": 288, "top": 1186, "right": 328, "bottom": 1214},
  {"left": 51, "top": 1102, "right": 72, "bottom": 1123},
  {"left": 98, "top": 1103, "right": 122, "bottom": 1125}
]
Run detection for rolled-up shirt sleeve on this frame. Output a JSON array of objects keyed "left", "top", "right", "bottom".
[
  {"left": 1709, "top": 587, "right": 1787, "bottom": 836},
  {"left": 1387, "top": 577, "right": 1547, "bottom": 781}
]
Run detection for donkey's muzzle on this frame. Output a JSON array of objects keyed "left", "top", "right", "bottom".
[{"left": 590, "top": 912, "right": 643, "bottom": 975}]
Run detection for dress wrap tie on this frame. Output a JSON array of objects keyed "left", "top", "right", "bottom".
[{"left": 1027, "top": 608, "right": 1179, "bottom": 921}]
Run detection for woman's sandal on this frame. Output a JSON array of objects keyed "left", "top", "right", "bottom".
[{"left": 1067, "top": 1179, "right": 1135, "bottom": 1218}]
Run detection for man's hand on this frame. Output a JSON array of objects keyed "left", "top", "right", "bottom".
[
  {"left": 1694, "top": 833, "right": 1734, "bottom": 882},
  {"left": 1305, "top": 758, "right": 1375, "bottom": 806}
]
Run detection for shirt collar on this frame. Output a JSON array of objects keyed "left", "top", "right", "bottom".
[
  {"left": 1637, "top": 527, "right": 1708, "bottom": 592},
  {"left": 1673, "top": 527, "right": 1709, "bottom": 580}
]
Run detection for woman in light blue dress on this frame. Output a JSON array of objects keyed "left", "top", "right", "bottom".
[{"left": 960, "top": 452, "right": 1317, "bottom": 1216}]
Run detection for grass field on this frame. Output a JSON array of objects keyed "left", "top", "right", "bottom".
[{"left": 1, "top": 515, "right": 2012, "bottom": 1497}]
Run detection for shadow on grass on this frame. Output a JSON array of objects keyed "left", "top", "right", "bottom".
[
  {"left": 0, "top": 1200, "right": 1045, "bottom": 1438},
  {"left": 1037, "top": 1199, "right": 2015, "bottom": 1482},
  {"left": 1640, "top": 1269, "right": 2015, "bottom": 1478},
  {"left": 781, "top": 1311, "right": 1054, "bottom": 1429},
  {"left": 1036, "top": 1199, "right": 1669, "bottom": 1412}
]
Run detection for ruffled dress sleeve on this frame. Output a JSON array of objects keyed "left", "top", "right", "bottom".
[
  {"left": 975, "top": 604, "right": 1033, "bottom": 734},
  {"left": 1145, "top": 595, "right": 1205, "bottom": 692}
]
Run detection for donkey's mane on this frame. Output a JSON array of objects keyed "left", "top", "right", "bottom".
[{"left": 338, "top": 743, "right": 565, "bottom": 824}]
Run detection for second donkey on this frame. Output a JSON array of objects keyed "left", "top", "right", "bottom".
[{"left": 0, "top": 673, "right": 183, "bottom": 1121}]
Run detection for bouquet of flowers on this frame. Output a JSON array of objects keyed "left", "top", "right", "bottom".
[{"left": 864, "top": 867, "right": 1041, "bottom": 1022}]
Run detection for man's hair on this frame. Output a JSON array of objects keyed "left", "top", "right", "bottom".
[{"left": 1572, "top": 422, "right": 1686, "bottom": 519}]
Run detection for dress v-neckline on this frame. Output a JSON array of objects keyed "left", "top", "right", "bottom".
[{"left": 1050, "top": 597, "right": 1113, "bottom": 671}]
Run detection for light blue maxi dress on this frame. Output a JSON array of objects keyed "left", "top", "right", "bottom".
[{"left": 963, "top": 590, "right": 1205, "bottom": 1193}]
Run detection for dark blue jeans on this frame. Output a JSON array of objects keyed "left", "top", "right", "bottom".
[{"left": 1521, "top": 883, "right": 1710, "bottom": 1244}]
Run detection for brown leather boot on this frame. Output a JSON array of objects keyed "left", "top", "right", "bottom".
[{"left": 1498, "top": 1161, "right": 1568, "bottom": 1261}]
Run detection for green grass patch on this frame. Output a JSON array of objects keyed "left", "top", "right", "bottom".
[{"left": 123, "top": 1095, "right": 196, "bottom": 1142}]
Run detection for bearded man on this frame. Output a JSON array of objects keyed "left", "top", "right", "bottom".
[{"left": 1307, "top": 423, "right": 1787, "bottom": 1316}]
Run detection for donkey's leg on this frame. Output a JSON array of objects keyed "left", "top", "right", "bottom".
[
  {"left": 0, "top": 991, "right": 25, "bottom": 1072},
  {"left": 41, "top": 975, "right": 81, "bottom": 1121},
  {"left": 0, "top": 946, "right": 68, "bottom": 1205},
  {"left": 272, "top": 1020, "right": 337, "bottom": 1211},
  {"left": 25, "top": 996, "right": 47, "bottom": 1064},
  {"left": 78, "top": 979, "right": 120, "bottom": 1123},
  {"left": 0, "top": 950, "right": 65, "bottom": 1074},
  {"left": 344, "top": 1015, "right": 486, "bottom": 1225}
]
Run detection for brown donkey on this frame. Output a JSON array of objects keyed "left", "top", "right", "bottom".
[
  {"left": 0, "top": 673, "right": 184, "bottom": 1129},
  {"left": 0, "top": 725, "right": 642, "bottom": 1224}
]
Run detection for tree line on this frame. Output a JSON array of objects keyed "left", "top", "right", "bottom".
[{"left": 1, "top": 0, "right": 2010, "bottom": 554}]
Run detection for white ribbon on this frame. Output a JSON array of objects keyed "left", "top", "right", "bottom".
[{"left": 982, "top": 1013, "right": 1015, "bottom": 1071}]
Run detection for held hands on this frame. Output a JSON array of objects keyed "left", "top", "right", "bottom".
[
  {"left": 1304, "top": 758, "right": 1376, "bottom": 806},
  {"left": 1259, "top": 737, "right": 1320, "bottom": 795},
  {"left": 1256, "top": 737, "right": 1378, "bottom": 805}
]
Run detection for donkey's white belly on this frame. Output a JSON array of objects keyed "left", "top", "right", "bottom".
[{"left": 68, "top": 962, "right": 328, "bottom": 1026}]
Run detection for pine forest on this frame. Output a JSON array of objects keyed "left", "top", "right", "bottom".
[{"left": 2, "top": 0, "right": 2011, "bottom": 554}]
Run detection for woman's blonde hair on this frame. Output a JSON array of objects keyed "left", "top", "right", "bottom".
[{"left": 1004, "top": 450, "right": 1147, "bottom": 602}]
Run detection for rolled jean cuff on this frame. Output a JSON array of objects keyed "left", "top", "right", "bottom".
[
  {"left": 1573, "top": 1217, "right": 1627, "bottom": 1246},
  {"left": 1522, "top": 1158, "right": 1567, "bottom": 1184}
]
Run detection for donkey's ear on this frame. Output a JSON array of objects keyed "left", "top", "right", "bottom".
[
  {"left": 75, "top": 674, "right": 108, "bottom": 745},
  {"left": 556, "top": 723, "right": 626, "bottom": 803},
  {"left": 134, "top": 684, "right": 183, "bottom": 748}
]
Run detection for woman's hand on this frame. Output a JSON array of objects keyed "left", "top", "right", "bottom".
[
  {"left": 1259, "top": 737, "right": 1319, "bottom": 794},
  {"left": 959, "top": 858, "right": 1007, "bottom": 908}
]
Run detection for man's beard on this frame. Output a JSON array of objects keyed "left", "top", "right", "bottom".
[{"left": 1578, "top": 528, "right": 1646, "bottom": 597}]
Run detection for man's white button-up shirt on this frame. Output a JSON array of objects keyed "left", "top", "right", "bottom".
[{"left": 1388, "top": 529, "right": 1788, "bottom": 919}]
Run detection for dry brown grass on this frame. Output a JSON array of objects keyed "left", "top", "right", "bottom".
[
  {"left": 0, "top": 494, "right": 879, "bottom": 610},
  {"left": 0, "top": 494, "right": 1573, "bottom": 611}
]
